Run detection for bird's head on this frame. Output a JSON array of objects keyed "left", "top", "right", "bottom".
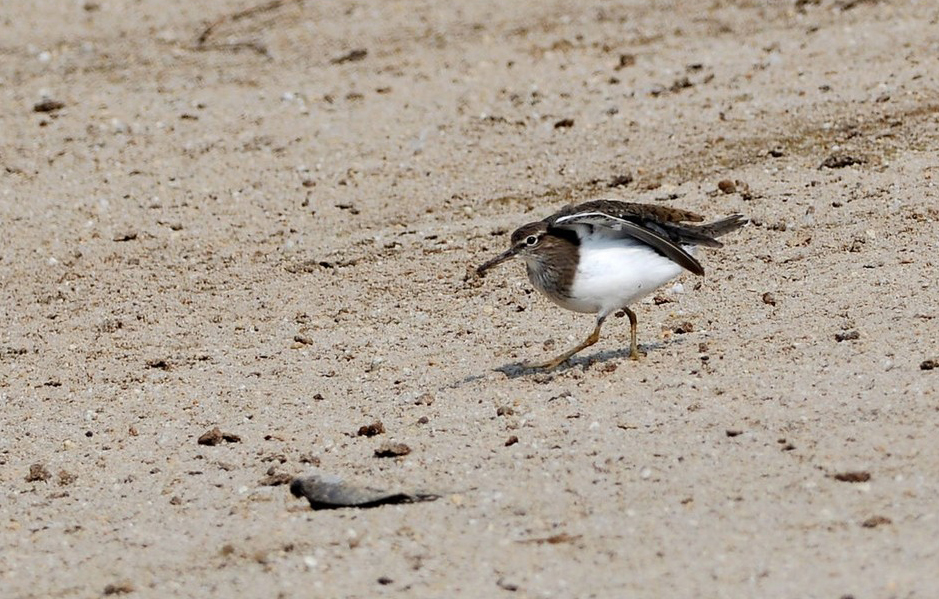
[{"left": 475, "top": 221, "right": 551, "bottom": 276}]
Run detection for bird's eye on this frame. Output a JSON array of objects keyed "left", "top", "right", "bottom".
[{"left": 525, "top": 235, "right": 538, "bottom": 246}]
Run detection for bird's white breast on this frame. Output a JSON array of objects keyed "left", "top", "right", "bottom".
[{"left": 566, "top": 237, "right": 687, "bottom": 314}]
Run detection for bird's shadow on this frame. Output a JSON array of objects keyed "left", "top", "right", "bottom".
[
  {"left": 444, "top": 337, "right": 686, "bottom": 388},
  {"left": 495, "top": 339, "right": 677, "bottom": 379}
]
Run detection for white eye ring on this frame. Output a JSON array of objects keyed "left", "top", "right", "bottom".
[{"left": 525, "top": 235, "right": 538, "bottom": 246}]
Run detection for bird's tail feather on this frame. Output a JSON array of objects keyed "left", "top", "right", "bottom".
[
  {"left": 678, "top": 214, "right": 747, "bottom": 247},
  {"left": 700, "top": 214, "right": 747, "bottom": 237}
]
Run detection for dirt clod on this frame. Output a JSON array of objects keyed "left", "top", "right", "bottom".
[
  {"left": 26, "top": 463, "right": 51, "bottom": 482},
  {"left": 357, "top": 421, "right": 385, "bottom": 437},
  {"left": 832, "top": 471, "right": 871, "bottom": 483},
  {"left": 58, "top": 470, "right": 77, "bottom": 486},
  {"left": 197, "top": 427, "right": 241, "bottom": 446},
  {"left": 861, "top": 515, "right": 891, "bottom": 528},
  {"left": 518, "top": 532, "right": 580, "bottom": 545},
  {"left": 103, "top": 582, "right": 134, "bottom": 595},
  {"left": 198, "top": 428, "right": 220, "bottom": 444},
  {"left": 331, "top": 48, "right": 368, "bottom": 64},
  {"left": 414, "top": 392, "right": 435, "bottom": 405},
  {"left": 820, "top": 154, "right": 865, "bottom": 169},
  {"left": 112, "top": 231, "right": 138, "bottom": 242},
  {"left": 34, "top": 99, "right": 65, "bottom": 113},
  {"left": 616, "top": 53, "right": 636, "bottom": 69},
  {"left": 294, "top": 331, "right": 314, "bottom": 345},
  {"left": 259, "top": 473, "right": 294, "bottom": 486},
  {"left": 374, "top": 442, "right": 411, "bottom": 457},
  {"left": 835, "top": 330, "right": 860, "bottom": 342},
  {"left": 609, "top": 173, "right": 634, "bottom": 187}
]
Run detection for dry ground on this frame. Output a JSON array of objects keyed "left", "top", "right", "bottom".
[{"left": 1, "top": 0, "right": 938, "bottom": 597}]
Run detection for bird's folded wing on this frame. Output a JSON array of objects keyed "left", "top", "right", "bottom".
[{"left": 553, "top": 211, "right": 705, "bottom": 275}]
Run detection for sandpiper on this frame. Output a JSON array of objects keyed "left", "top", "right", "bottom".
[{"left": 475, "top": 199, "right": 746, "bottom": 369}]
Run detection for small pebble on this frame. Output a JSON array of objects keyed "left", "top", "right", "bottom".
[{"left": 717, "top": 179, "right": 736, "bottom": 194}]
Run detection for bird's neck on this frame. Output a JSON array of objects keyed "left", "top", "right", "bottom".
[{"left": 525, "top": 236, "right": 579, "bottom": 298}]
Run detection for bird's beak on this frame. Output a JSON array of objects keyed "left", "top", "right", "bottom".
[{"left": 476, "top": 246, "right": 520, "bottom": 277}]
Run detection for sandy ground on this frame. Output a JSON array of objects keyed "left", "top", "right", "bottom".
[{"left": 2, "top": 0, "right": 938, "bottom": 597}]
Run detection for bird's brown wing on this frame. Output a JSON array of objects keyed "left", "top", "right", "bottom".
[
  {"left": 550, "top": 200, "right": 705, "bottom": 225},
  {"left": 551, "top": 208, "right": 705, "bottom": 276}
]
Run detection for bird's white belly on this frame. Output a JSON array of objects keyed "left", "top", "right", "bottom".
[{"left": 563, "top": 240, "right": 687, "bottom": 314}]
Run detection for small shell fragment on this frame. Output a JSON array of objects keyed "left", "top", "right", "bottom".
[{"left": 290, "top": 472, "right": 440, "bottom": 510}]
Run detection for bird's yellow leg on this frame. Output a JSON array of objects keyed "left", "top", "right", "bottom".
[
  {"left": 624, "top": 307, "right": 642, "bottom": 361},
  {"left": 524, "top": 318, "right": 604, "bottom": 370}
]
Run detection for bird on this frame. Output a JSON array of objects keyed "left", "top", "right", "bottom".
[{"left": 474, "top": 199, "right": 746, "bottom": 369}]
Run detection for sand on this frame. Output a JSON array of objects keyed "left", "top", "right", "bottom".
[{"left": 1, "top": 0, "right": 938, "bottom": 597}]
